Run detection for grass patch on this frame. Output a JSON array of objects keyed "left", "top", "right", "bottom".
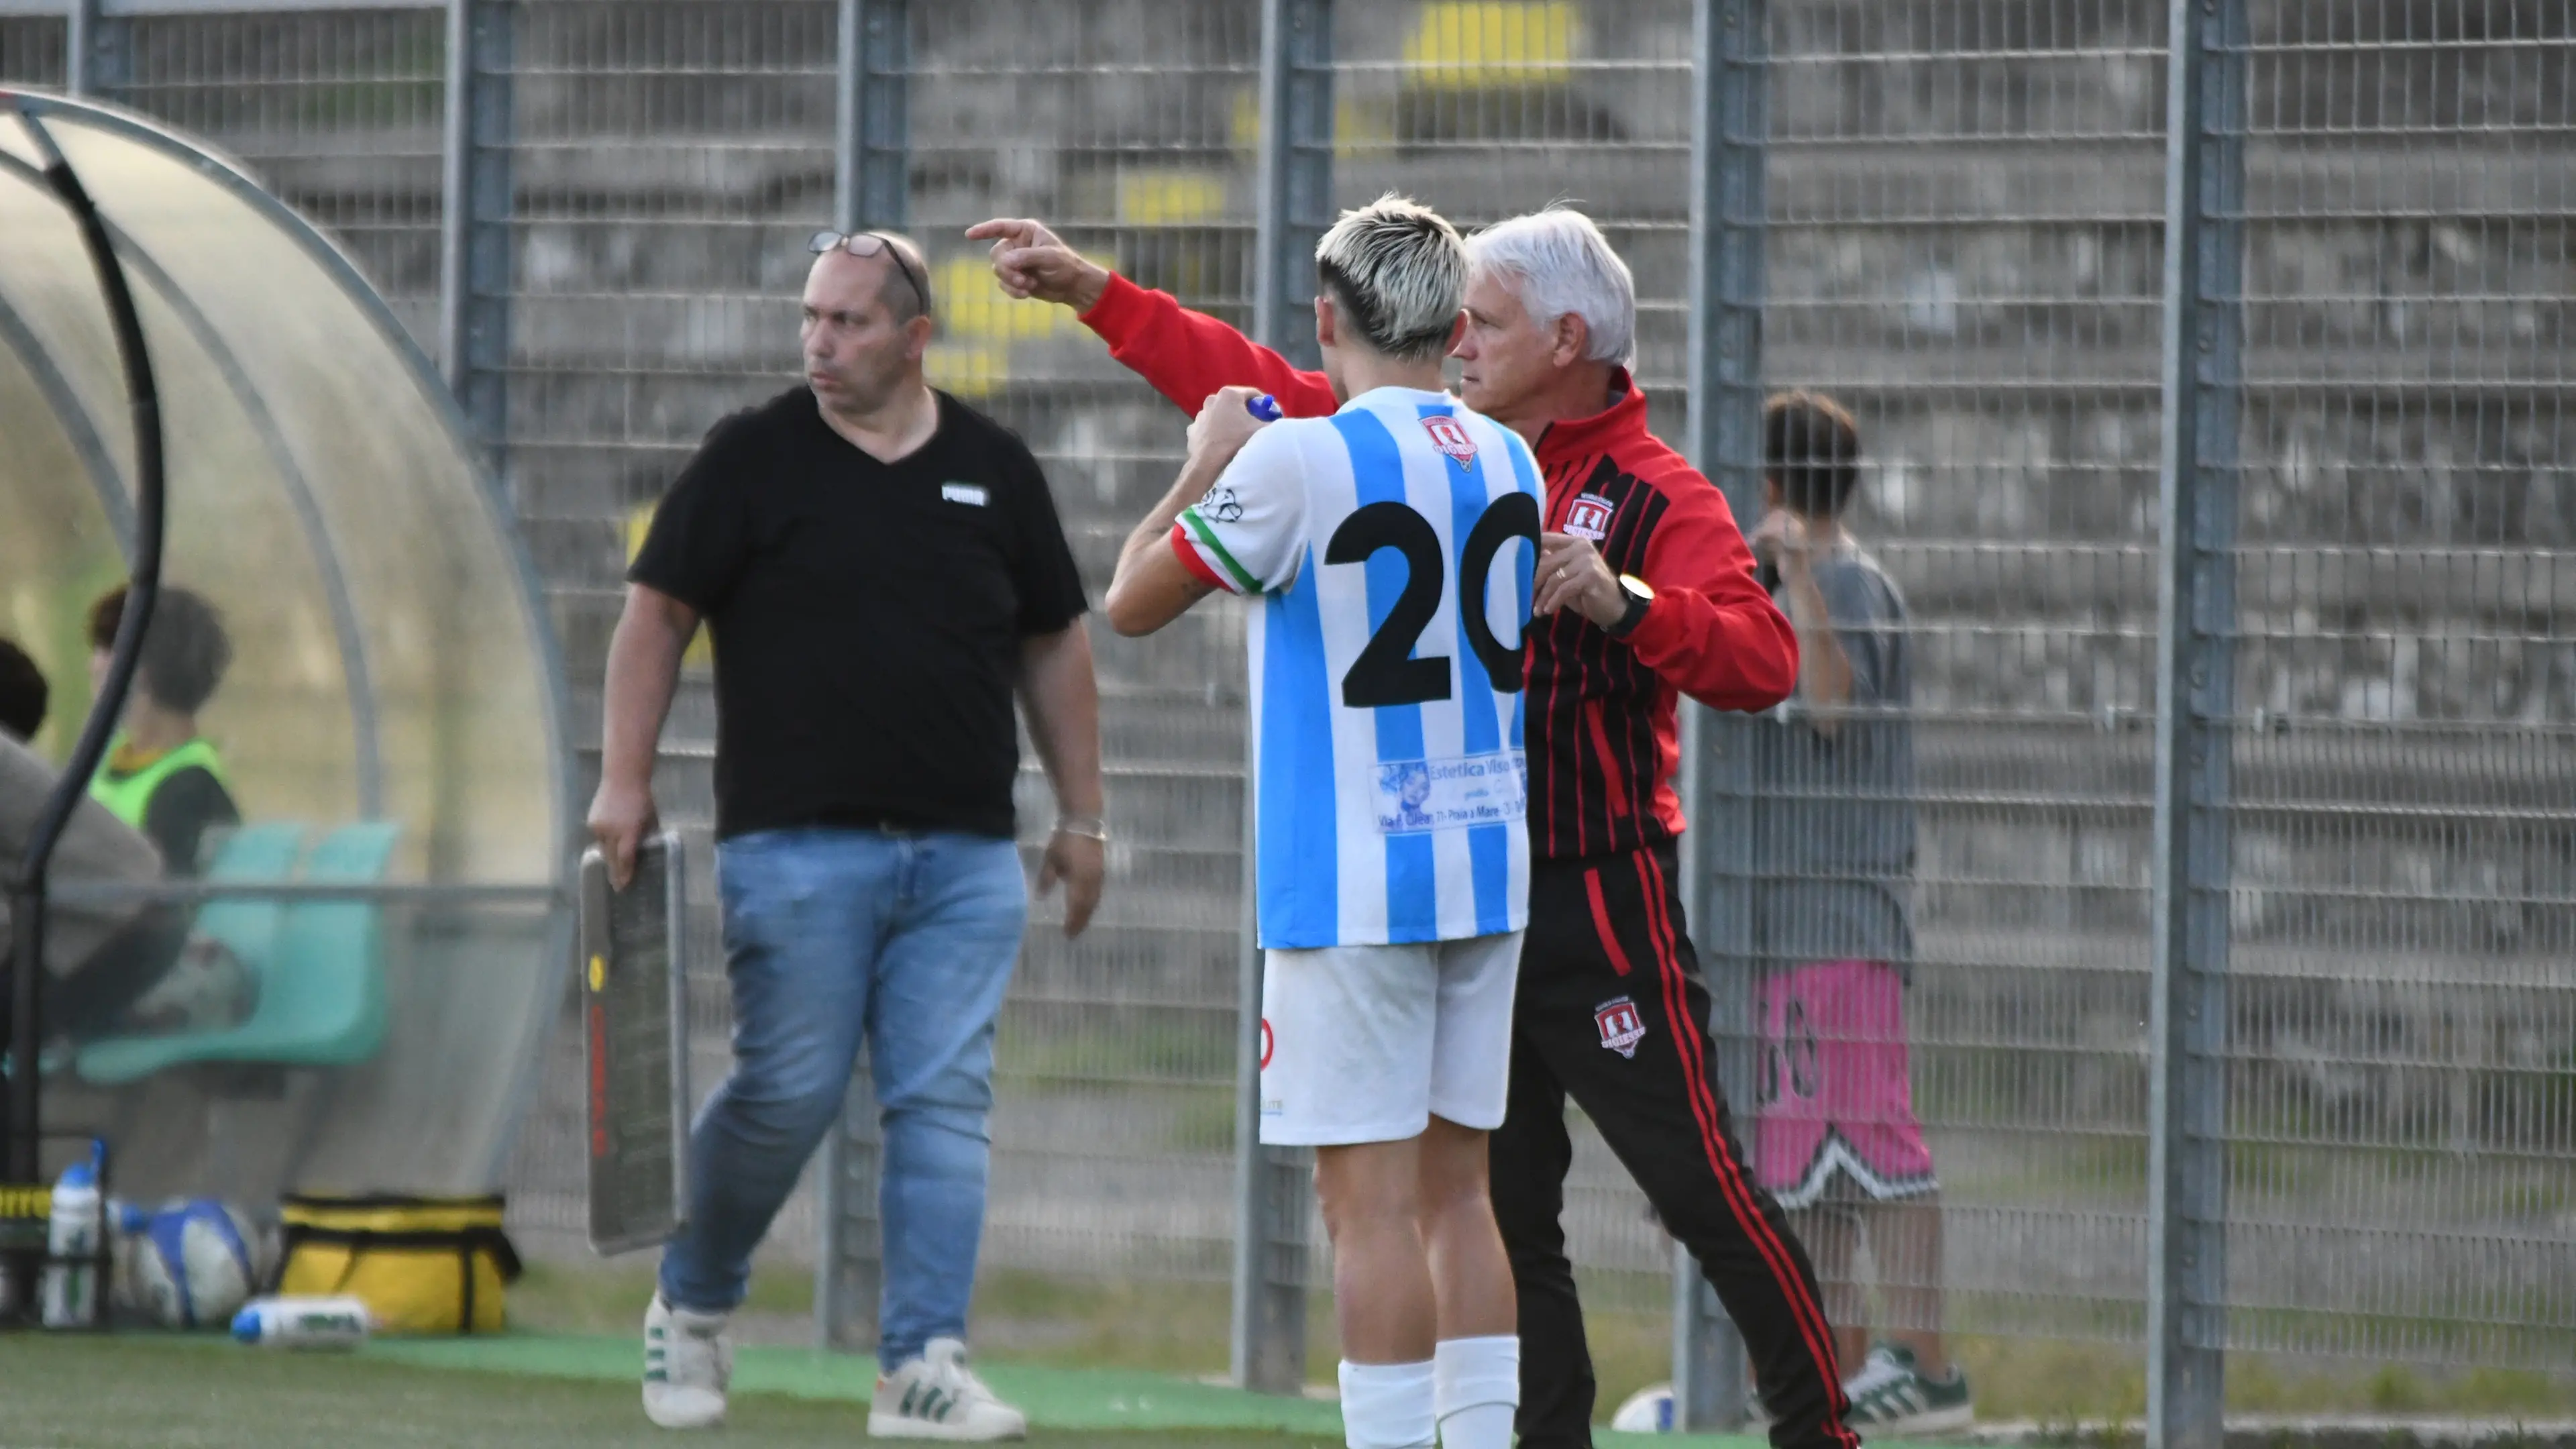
[
  {"left": 512, "top": 1259, "right": 1681, "bottom": 1408},
  {"left": 0, "top": 1333, "right": 1346, "bottom": 1449},
  {"left": 507, "top": 1261, "right": 2576, "bottom": 1426},
  {"left": 1913, "top": 1336, "right": 2576, "bottom": 1424},
  {"left": 508, "top": 1258, "right": 813, "bottom": 1337},
  {"left": 2228, "top": 1357, "right": 2576, "bottom": 1417}
]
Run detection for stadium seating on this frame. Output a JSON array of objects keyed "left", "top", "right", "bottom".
[
  {"left": 181, "top": 821, "right": 307, "bottom": 973},
  {"left": 76, "top": 821, "right": 399, "bottom": 1085}
]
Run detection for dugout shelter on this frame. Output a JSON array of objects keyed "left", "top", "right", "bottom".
[{"left": 0, "top": 90, "right": 572, "bottom": 1206}]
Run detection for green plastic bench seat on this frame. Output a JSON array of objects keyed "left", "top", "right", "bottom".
[
  {"left": 76, "top": 821, "right": 397, "bottom": 1085},
  {"left": 186, "top": 820, "right": 308, "bottom": 969}
]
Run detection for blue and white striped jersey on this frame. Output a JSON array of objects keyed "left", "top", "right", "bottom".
[{"left": 1169, "top": 387, "right": 1542, "bottom": 949}]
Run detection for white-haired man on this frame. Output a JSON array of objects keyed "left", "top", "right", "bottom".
[
  {"left": 1102, "top": 196, "right": 1538, "bottom": 1449},
  {"left": 975, "top": 207, "right": 1859, "bottom": 1449}
]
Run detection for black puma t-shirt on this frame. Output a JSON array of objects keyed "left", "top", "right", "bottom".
[{"left": 631, "top": 387, "right": 1087, "bottom": 841}]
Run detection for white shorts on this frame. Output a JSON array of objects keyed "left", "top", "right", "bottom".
[{"left": 1258, "top": 930, "right": 1523, "bottom": 1146}]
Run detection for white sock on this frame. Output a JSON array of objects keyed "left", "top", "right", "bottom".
[
  {"left": 1340, "top": 1358, "right": 1438, "bottom": 1449},
  {"left": 1432, "top": 1335, "right": 1520, "bottom": 1449}
]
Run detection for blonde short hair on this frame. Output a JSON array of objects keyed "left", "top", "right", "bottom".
[{"left": 1314, "top": 193, "right": 1470, "bottom": 364}]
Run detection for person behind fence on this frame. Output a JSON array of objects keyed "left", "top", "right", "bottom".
[
  {"left": 588, "top": 226, "right": 1106, "bottom": 1440},
  {"left": 85, "top": 584, "right": 239, "bottom": 877},
  {"left": 977, "top": 207, "right": 1858, "bottom": 1449},
  {"left": 1745, "top": 392, "right": 1966, "bottom": 1432},
  {"left": 1102, "top": 195, "right": 1536, "bottom": 1449}
]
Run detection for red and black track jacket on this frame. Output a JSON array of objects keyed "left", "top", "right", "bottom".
[{"left": 1082, "top": 274, "right": 1799, "bottom": 863}]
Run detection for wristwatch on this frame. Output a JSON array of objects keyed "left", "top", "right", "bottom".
[{"left": 1606, "top": 574, "right": 1655, "bottom": 637}]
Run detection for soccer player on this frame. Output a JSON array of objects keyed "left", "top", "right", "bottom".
[
  {"left": 1102, "top": 196, "right": 1538, "bottom": 1449},
  {"left": 981, "top": 206, "right": 1854, "bottom": 1449}
]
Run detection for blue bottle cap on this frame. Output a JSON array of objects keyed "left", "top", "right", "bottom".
[
  {"left": 231, "top": 1305, "right": 260, "bottom": 1342},
  {"left": 1246, "top": 394, "right": 1281, "bottom": 422},
  {"left": 56, "top": 1161, "right": 94, "bottom": 1190}
]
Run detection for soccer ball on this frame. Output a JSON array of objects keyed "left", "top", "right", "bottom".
[
  {"left": 1610, "top": 1382, "right": 1677, "bottom": 1434},
  {"left": 116, "top": 1199, "right": 264, "bottom": 1329}
]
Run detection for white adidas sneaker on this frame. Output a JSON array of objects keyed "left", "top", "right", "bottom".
[
  {"left": 1842, "top": 1341, "right": 1974, "bottom": 1438},
  {"left": 868, "top": 1338, "right": 1028, "bottom": 1441},
  {"left": 642, "top": 1294, "right": 734, "bottom": 1430}
]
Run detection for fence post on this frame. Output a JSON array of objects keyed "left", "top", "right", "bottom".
[
  {"left": 1250, "top": 0, "right": 1332, "bottom": 364},
  {"left": 438, "top": 0, "right": 512, "bottom": 486},
  {"left": 1672, "top": 0, "right": 1768, "bottom": 1430},
  {"left": 812, "top": 0, "right": 909, "bottom": 1358},
  {"left": 833, "top": 0, "right": 909, "bottom": 236},
  {"left": 64, "top": 0, "right": 127, "bottom": 99},
  {"left": 2148, "top": 0, "right": 2243, "bottom": 1442},
  {"left": 1230, "top": 0, "right": 1330, "bottom": 1396}
]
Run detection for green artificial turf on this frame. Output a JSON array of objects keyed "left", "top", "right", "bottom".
[{"left": 0, "top": 1330, "right": 1767, "bottom": 1449}]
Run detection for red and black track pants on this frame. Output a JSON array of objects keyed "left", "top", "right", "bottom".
[{"left": 1491, "top": 842, "right": 1858, "bottom": 1449}]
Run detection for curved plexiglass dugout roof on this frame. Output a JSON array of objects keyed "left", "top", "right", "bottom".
[{"left": 0, "top": 91, "right": 571, "bottom": 1197}]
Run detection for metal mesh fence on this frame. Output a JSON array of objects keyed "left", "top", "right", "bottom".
[
  {"left": 2222, "top": 0, "right": 2576, "bottom": 1369},
  {"left": 0, "top": 15, "right": 66, "bottom": 89},
  {"left": 0, "top": 11, "right": 438, "bottom": 341},
  {"left": 3, "top": 0, "right": 2571, "bottom": 1397},
  {"left": 496, "top": 0, "right": 1270, "bottom": 1285},
  {"left": 111, "top": 9, "right": 445, "bottom": 348},
  {"left": 485, "top": 0, "right": 840, "bottom": 1260},
  {"left": 1758, "top": 0, "right": 2169, "bottom": 1352},
  {"left": 904, "top": 0, "right": 1263, "bottom": 1284}
]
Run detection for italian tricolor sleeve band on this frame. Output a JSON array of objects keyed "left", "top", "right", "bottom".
[{"left": 1172, "top": 505, "right": 1260, "bottom": 595}]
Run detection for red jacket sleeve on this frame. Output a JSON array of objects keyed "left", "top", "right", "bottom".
[
  {"left": 1624, "top": 473, "right": 1801, "bottom": 711},
  {"left": 1077, "top": 272, "right": 1339, "bottom": 419}
]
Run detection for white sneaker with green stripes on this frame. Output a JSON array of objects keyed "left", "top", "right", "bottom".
[
  {"left": 868, "top": 1338, "right": 1028, "bottom": 1441},
  {"left": 1842, "top": 1342, "right": 1974, "bottom": 1438},
  {"left": 641, "top": 1294, "right": 733, "bottom": 1430}
]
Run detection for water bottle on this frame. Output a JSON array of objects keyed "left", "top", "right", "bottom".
[
  {"left": 232, "top": 1295, "right": 372, "bottom": 1350},
  {"left": 1246, "top": 393, "right": 1282, "bottom": 421},
  {"left": 39, "top": 1155, "right": 101, "bottom": 1328}
]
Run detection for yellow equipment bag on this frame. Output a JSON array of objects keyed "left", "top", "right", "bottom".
[{"left": 276, "top": 1193, "right": 523, "bottom": 1335}]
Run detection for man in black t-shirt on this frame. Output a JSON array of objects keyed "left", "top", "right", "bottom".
[{"left": 590, "top": 229, "right": 1104, "bottom": 1440}]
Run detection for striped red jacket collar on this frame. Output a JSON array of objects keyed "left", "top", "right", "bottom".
[{"left": 1532, "top": 368, "right": 1649, "bottom": 467}]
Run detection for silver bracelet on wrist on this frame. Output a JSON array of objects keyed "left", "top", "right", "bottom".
[{"left": 1055, "top": 814, "right": 1109, "bottom": 843}]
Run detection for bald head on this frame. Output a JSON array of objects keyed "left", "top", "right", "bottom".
[
  {"left": 808, "top": 231, "right": 932, "bottom": 323},
  {"left": 802, "top": 233, "right": 934, "bottom": 417}
]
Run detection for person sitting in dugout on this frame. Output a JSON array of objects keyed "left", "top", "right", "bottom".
[
  {"left": 85, "top": 585, "right": 240, "bottom": 877},
  {"left": 0, "top": 636, "right": 193, "bottom": 1044}
]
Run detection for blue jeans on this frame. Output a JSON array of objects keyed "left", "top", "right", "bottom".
[{"left": 659, "top": 827, "right": 1028, "bottom": 1368}]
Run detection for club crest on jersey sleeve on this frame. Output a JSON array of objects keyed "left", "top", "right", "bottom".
[
  {"left": 1421, "top": 413, "right": 1478, "bottom": 468},
  {"left": 1564, "top": 493, "right": 1614, "bottom": 541}
]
